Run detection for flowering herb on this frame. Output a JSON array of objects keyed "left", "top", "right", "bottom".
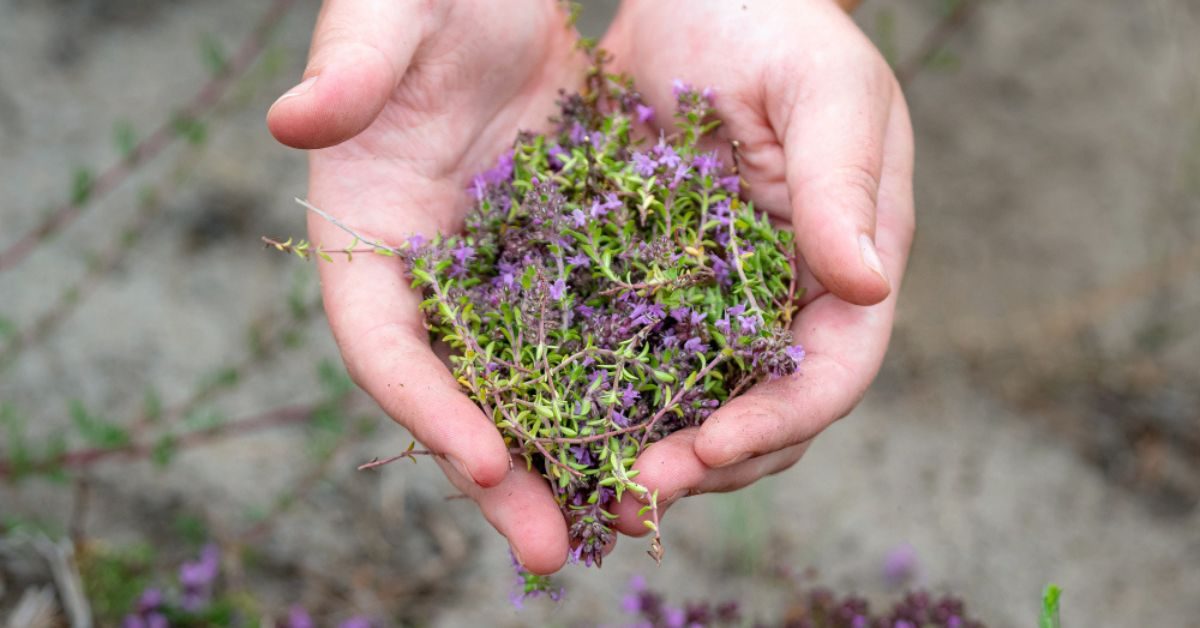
[
  {"left": 280, "top": 58, "right": 805, "bottom": 568},
  {"left": 622, "top": 575, "right": 989, "bottom": 628},
  {"left": 403, "top": 66, "right": 804, "bottom": 567}
]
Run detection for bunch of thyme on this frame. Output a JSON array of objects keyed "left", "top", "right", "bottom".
[{"left": 397, "top": 64, "right": 805, "bottom": 567}]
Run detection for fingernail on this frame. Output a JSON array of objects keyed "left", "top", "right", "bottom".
[
  {"left": 271, "top": 75, "right": 318, "bottom": 107},
  {"left": 858, "top": 233, "right": 890, "bottom": 286},
  {"left": 510, "top": 545, "right": 525, "bottom": 568},
  {"left": 446, "top": 455, "right": 477, "bottom": 484}
]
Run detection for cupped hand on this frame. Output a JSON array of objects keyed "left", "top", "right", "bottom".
[
  {"left": 601, "top": 0, "right": 915, "bottom": 533},
  {"left": 266, "top": 0, "right": 586, "bottom": 574}
]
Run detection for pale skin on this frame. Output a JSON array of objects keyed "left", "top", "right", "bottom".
[{"left": 267, "top": 0, "right": 912, "bottom": 574}]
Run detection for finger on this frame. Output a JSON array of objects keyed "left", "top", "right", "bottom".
[
  {"left": 697, "top": 88, "right": 914, "bottom": 468},
  {"left": 777, "top": 44, "right": 896, "bottom": 306},
  {"left": 437, "top": 457, "right": 570, "bottom": 575},
  {"left": 610, "top": 429, "right": 809, "bottom": 537},
  {"left": 310, "top": 214, "right": 511, "bottom": 489},
  {"left": 267, "top": 0, "right": 423, "bottom": 149}
]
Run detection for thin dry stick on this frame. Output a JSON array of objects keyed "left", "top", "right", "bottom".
[
  {"left": 0, "top": 0, "right": 297, "bottom": 273},
  {"left": 0, "top": 146, "right": 209, "bottom": 372},
  {"left": 0, "top": 401, "right": 345, "bottom": 478}
]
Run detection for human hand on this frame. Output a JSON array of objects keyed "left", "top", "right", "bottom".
[
  {"left": 266, "top": 0, "right": 586, "bottom": 574},
  {"left": 600, "top": 0, "right": 915, "bottom": 532}
]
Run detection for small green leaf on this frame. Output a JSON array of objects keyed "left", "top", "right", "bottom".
[
  {"left": 113, "top": 120, "right": 137, "bottom": 159},
  {"left": 1039, "top": 584, "right": 1062, "bottom": 628},
  {"left": 68, "top": 400, "right": 130, "bottom": 448},
  {"left": 198, "top": 34, "right": 228, "bottom": 76},
  {"left": 71, "top": 168, "right": 93, "bottom": 205},
  {"left": 151, "top": 435, "right": 176, "bottom": 468}
]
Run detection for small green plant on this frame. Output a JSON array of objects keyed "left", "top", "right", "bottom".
[{"left": 1039, "top": 584, "right": 1062, "bottom": 628}]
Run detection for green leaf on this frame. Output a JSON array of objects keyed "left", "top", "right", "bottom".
[
  {"left": 71, "top": 168, "right": 94, "bottom": 205},
  {"left": 112, "top": 120, "right": 137, "bottom": 159},
  {"left": 171, "top": 114, "right": 207, "bottom": 146},
  {"left": 198, "top": 34, "right": 228, "bottom": 76},
  {"left": 317, "top": 359, "right": 353, "bottom": 399},
  {"left": 68, "top": 400, "right": 131, "bottom": 448},
  {"left": 151, "top": 435, "right": 176, "bottom": 468},
  {"left": 200, "top": 366, "right": 240, "bottom": 392},
  {"left": 1039, "top": 584, "right": 1062, "bottom": 628},
  {"left": 142, "top": 387, "right": 162, "bottom": 423}
]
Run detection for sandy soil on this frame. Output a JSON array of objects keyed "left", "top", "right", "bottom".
[{"left": 2, "top": 1, "right": 1198, "bottom": 626}]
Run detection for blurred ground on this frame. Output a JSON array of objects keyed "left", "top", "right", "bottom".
[{"left": 1, "top": 0, "right": 1198, "bottom": 626}]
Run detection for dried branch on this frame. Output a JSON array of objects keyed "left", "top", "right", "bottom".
[{"left": 0, "top": 0, "right": 298, "bottom": 273}]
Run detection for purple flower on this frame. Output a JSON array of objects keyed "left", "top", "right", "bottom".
[
  {"left": 620, "top": 383, "right": 640, "bottom": 407},
  {"left": 711, "top": 199, "right": 733, "bottom": 226},
  {"left": 451, "top": 241, "right": 475, "bottom": 264},
  {"left": 566, "top": 253, "right": 590, "bottom": 267},
  {"left": 287, "top": 606, "right": 315, "bottom": 628},
  {"left": 179, "top": 544, "right": 219, "bottom": 588},
  {"left": 711, "top": 256, "right": 731, "bottom": 286},
  {"left": 406, "top": 233, "right": 427, "bottom": 250},
  {"left": 635, "top": 104, "right": 655, "bottom": 124},
  {"left": 664, "top": 606, "right": 687, "bottom": 628},
  {"left": 123, "top": 614, "right": 167, "bottom": 628},
  {"left": 670, "top": 165, "right": 692, "bottom": 189},
  {"left": 894, "top": 621, "right": 916, "bottom": 628},
  {"left": 549, "top": 278, "right": 568, "bottom": 301},
  {"left": 135, "top": 589, "right": 162, "bottom": 613},
  {"left": 548, "top": 143, "right": 567, "bottom": 168},
  {"left": 569, "top": 121, "right": 586, "bottom": 144},
  {"left": 671, "top": 78, "right": 689, "bottom": 98},
  {"left": 786, "top": 344, "right": 806, "bottom": 366},
  {"left": 179, "top": 543, "right": 219, "bottom": 611},
  {"left": 482, "top": 150, "right": 515, "bottom": 185},
  {"left": 612, "top": 410, "right": 630, "bottom": 427},
  {"left": 714, "top": 316, "right": 731, "bottom": 334},
  {"left": 468, "top": 175, "right": 488, "bottom": 201},
  {"left": 726, "top": 304, "right": 746, "bottom": 317},
  {"left": 632, "top": 151, "right": 657, "bottom": 177},
  {"left": 694, "top": 151, "right": 721, "bottom": 177},
  {"left": 719, "top": 175, "right": 740, "bottom": 194},
  {"left": 737, "top": 314, "right": 759, "bottom": 335},
  {"left": 571, "top": 208, "right": 588, "bottom": 228},
  {"left": 338, "top": 618, "right": 374, "bottom": 628},
  {"left": 883, "top": 543, "right": 918, "bottom": 586},
  {"left": 569, "top": 443, "right": 594, "bottom": 465},
  {"left": 496, "top": 261, "right": 518, "bottom": 288},
  {"left": 682, "top": 337, "right": 705, "bottom": 354},
  {"left": 654, "top": 139, "right": 681, "bottom": 170}
]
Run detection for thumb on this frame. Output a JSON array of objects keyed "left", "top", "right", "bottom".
[{"left": 267, "top": 0, "right": 422, "bottom": 149}]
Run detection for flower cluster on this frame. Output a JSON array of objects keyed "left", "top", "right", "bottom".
[
  {"left": 622, "top": 576, "right": 988, "bottom": 628},
  {"left": 402, "top": 63, "right": 802, "bottom": 566},
  {"left": 122, "top": 543, "right": 376, "bottom": 627}
]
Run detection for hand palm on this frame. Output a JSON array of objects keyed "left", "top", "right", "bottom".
[
  {"left": 600, "top": 0, "right": 914, "bottom": 534},
  {"left": 269, "top": 1, "right": 586, "bottom": 574}
]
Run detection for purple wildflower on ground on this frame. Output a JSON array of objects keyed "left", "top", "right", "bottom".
[{"left": 179, "top": 543, "right": 219, "bottom": 611}]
